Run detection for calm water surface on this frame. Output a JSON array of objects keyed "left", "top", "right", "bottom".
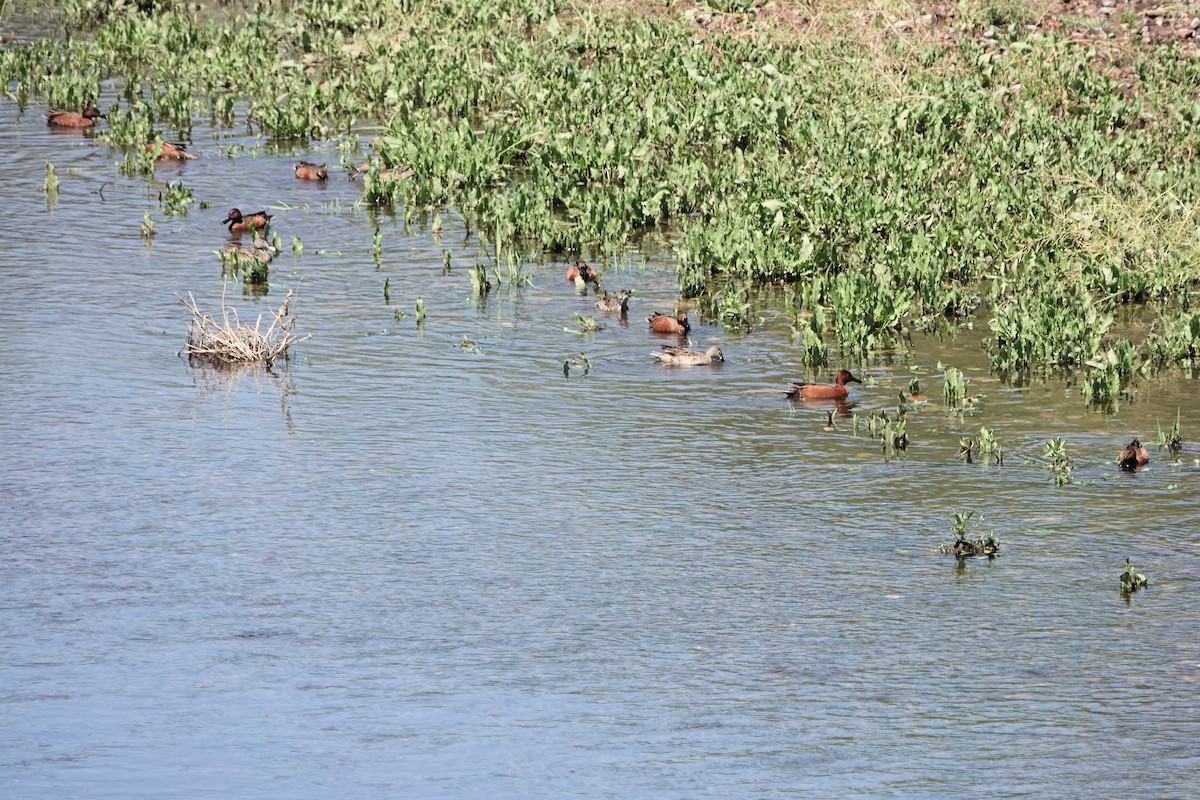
[{"left": 1, "top": 96, "right": 1199, "bottom": 799}]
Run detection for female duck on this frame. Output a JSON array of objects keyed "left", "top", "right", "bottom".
[
  {"left": 784, "top": 370, "right": 862, "bottom": 400},
  {"left": 651, "top": 345, "right": 723, "bottom": 366},
  {"left": 595, "top": 290, "right": 631, "bottom": 314},
  {"left": 147, "top": 141, "right": 196, "bottom": 161},
  {"left": 648, "top": 311, "right": 689, "bottom": 335},
  {"left": 222, "top": 208, "right": 274, "bottom": 234}
]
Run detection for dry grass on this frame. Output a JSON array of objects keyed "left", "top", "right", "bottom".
[{"left": 178, "top": 283, "right": 308, "bottom": 367}]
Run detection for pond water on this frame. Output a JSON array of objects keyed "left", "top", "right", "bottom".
[{"left": 2, "top": 96, "right": 1199, "bottom": 798}]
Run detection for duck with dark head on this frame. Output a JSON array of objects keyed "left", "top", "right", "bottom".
[
  {"left": 1117, "top": 438, "right": 1149, "bottom": 471},
  {"left": 783, "top": 370, "right": 862, "bottom": 401}
]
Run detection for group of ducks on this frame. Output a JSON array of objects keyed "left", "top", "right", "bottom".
[
  {"left": 47, "top": 103, "right": 1157, "bottom": 468},
  {"left": 567, "top": 260, "right": 866, "bottom": 399}
]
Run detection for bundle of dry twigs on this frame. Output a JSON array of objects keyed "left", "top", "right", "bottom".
[{"left": 177, "top": 282, "right": 308, "bottom": 366}]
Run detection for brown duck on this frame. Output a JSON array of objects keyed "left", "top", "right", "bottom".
[
  {"left": 595, "top": 290, "right": 631, "bottom": 314},
  {"left": 566, "top": 260, "right": 598, "bottom": 287},
  {"left": 651, "top": 345, "right": 724, "bottom": 366},
  {"left": 1117, "top": 438, "right": 1149, "bottom": 471},
  {"left": 222, "top": 208, "right": 274, "bottom": 234},
  {"left": 784, "top": 370, "right": 862, "bottom": 400},
  {"left": 45, "top": 104, "right": 105, "bottom": 128},
  {"left": 648, "top": 311, "right": 689, "bottom": 335},
  {"left": 295, "top": 161, "right": 328, "bottom": 181}
]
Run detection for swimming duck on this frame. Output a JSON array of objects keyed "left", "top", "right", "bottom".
[
  {"left": 146, "top": 141, "right": 196, "bottom": 161},
  {"left": 222, "top": 208, "right": 274, "bottom": 234},
  {"left": 566, "top": 260, "right": 598, "bottom": 288},
  {"left": 784, "top": 370, "right": 862, "bottom": 400},
  {"left": 349, "top": 161, "right": 415, "bottom": 182},
  {"left": 1117, "top": 438, "right": 1149, "bottom": 471},
  {"left": 295, "top": 161, "right": 328, "bottom": 181},
  {"left": 220, "top": 235, "right": 277, "bottom": 266},
  {"left": 648, "top": 311, "right": 689, "bottom": 335},
  {"left": 45, "top": 104, "right": 105, "bottom": 128},
  {"left": 595, "top": 290, "right": 631, "bottom": 314},
  {"left": 651, "top": 345, "right": 723, "bottom": 366}
]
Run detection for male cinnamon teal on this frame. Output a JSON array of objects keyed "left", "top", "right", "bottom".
[
  {"left": 595, "top": 290, "right": 631, "bottom": 314},
  {"left": 648, "top": 311, "right": 689, "bottom": 335},
  {"left": 566, "top": 260, "right": 598, "bottom": 287},
  {"left": 784, "top": 370, "right": 862, "bottom": 400},
  {"left": 45, "top": 104, "right": 105, "bottom": 128},
  {"left": 1117, "top": 438, "right": 1150, "bottom": 471},
  {"left": 222, "top": 208, "right": 274, "bottom": 234},
  {"left": 295, "top": 161, "right": 328, "bottom": 181},
  {"left": 147, "top": 141, "right": 196, "bottom": 161},
  {"left": 651, "top": 345, "right": 723, "bottom": 366}
]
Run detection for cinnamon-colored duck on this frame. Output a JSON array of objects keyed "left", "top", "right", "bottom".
[
  {"left": 45, "top": 104, "right": 105, "bottom": 128},
  {"left": 566, "top": 260, "right": 598, "bottom": 287},
  {"left": 295, "top": 161, "right": 328, "bottom": 181},
  {"left": 1117, "top": 438, "right": 1149, "bottom": 471},
  {"left": 147, "top": 141, "right": 196, "bottom": 161},
  {"left": 221, "top": 208, "right": 274, "bottom": 234},
  {"left": 648, "top": 311, "right": 689, "bottom": 335},
  {"left": 784, "top": 370, "right": 862, "bottom": 400}
]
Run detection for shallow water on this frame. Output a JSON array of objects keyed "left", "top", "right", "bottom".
[{"left": 1, "top": 96, "right": 1199, "bottom": 798}]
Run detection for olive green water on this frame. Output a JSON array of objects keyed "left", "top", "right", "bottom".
[{"left": 2, "top": 99, "right": 1199, "bottom": 798}]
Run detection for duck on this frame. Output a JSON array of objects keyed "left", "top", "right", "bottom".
[
  {"left": 146, "top": 141, "right": 196, "bottom": 161},
  {"left": 220, "top": 235, "right": 277, "bottom": 266},
  {"left": 45, "top": 103, "right": 105, "bottom": 128},
  {"left": 783, "top": 369, "right": 862, "bottom": 400},
  {"left": 221, "top": 208, "right": 274, "bottom": 234},
  {"left": 1117, "top": 438, "right": 1149, "bottom": 471},
  {"left": 595, "top": 290, "right": 631, "bottom": 314},
  {"left": 294, "top": 160, "right": 328, "bottom": 181},
  {"left": 566, "top": 260, "right": 598, "bottom": 288},
  {"left": 648, "top": 311, "right": 689, "bottom": 335},
  {"left": 651, "top": 345, "right": 723, "bottom": 366},
  {"left": 349, "top": 161, "right": 415, "bottom": 182}
]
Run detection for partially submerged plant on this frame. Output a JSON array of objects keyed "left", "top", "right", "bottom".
[
  {"left": 942, "top": 365, "right": 966, "bottom": 409},
  {"left": 563, "top": 352, "right": 591, "bottom": 378},
  {"left": 1044, "top": 437, "right": 1072, "bottom": 486},
  {"left": 177, "top": 284, "right": 306, "bottom": 367},
  {"left": 1119, "top": 558, "right": 1148, "bottom": 594},
  {"left": 43, "top": 161, "right": 59, "bottom": 195},
  {"left": 566, "top": 313, "right": 602, "bottom": 334},
  {"left": 1152, "top": 409, "right": 1183, "bottom": 455},
  {"left": 936, "top": 511, "right": 999, "bottom": 559}
]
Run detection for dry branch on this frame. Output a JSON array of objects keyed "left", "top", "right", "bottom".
[{"left": 177, "top": 282, "right": 308, "bottom": 367}]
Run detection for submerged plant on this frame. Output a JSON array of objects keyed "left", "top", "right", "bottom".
[
  {"left": 1152, "top": 409, "right": 1183, "bottom": 455},
  {"left": 1119, "top": 558, "right": 1148, "bottom": 594},
  {"left": 43, "top": 161, "right": 59, "bottom": 195},
  {"left": 936, "top": 511, "right": 999, "bottom": 559},
  {"left": 160, "top": 180, "right": 195, "bottom": 216},
  {"left": 1044, "top": 437, "right": 1072, "bottom": 486},
  {"left": 563, "top": 352, "right": 591, "bottom": 378},
  {"left": 140, "top": 210, "right": 155, "bottom": 240},
  {"left": 943, "top": 366, "right": 966, "bottom": 409}
]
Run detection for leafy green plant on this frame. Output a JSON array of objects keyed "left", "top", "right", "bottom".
[
  {"left": 1044, "top": 437, "right": 1072, "bottom": 486},
  {"left": 1152, "top": 409, "right": 1183, "bottom": 455},
  {"left": 943, "top": 366, "right": 966, "bottom": 409},
  {"left": 160, "top": 180, "right": 195, "bottom": 216},
  {"left": 43, "top": 161, "right": 58, "bottom": 195},
  {"left": 937, "top": 511, "right": 999, "bottom": 559}
]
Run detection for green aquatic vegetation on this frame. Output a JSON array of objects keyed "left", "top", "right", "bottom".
[
  {"left": 1146, "top": 309, "right": 1200, "bottom": 365},
  {"left": 936, "top": 511, "right": 999, "bottom": 559},
  {"left": 975, "top": 426, "right": 1002, "bottom": 465},
  {"left": 468, "top": 263, "right": 492, "bottom": 297},
  {"left": 6, "top": 0, "right": 1200, "bottom": 376},
  {"left": 1081, "top": 338, "right": 1138, "bottom": 412},
  {"left": 1152, "top": 409, "right": 1183, "bottom": 455},
  {"left": 292, "top": 236, "right": 303, "bottom": 256},
  {"left": 1119, "top": 558, "right": 1148, "bottom": 594},
  {"left": 712, "top": 281, "right": 754, "bottom": 332},
  {"left": 382, "top": 277, "right": 390, "bottom": 305},
  {"left": 566, "top": 314, "right": 602, "bottom": 335},
  {"left": 563, "top": 352, "right": 591, "bottom": 378},
  {"left": 42, "top": 161, "right": 58, "bottom": 195},
  {"left": 140, "top": 209, "right": 154, "bottom": 240},
  {"left": 1044, "top": 437, "right": 1072, "bottom": 487},
  {"left": 942, "top": 366, "right": 966, "bottom": 409},
  {"left": 160, "top": 179, "right": 195, "bottom": 216},
  {"left": 373, "top": 226, "right": 382, "bottom": 258},
  {"left": 415, "top": 297, "right": 425, "bottom": 325},
  {"left": 454, "top": 336, "right": 482, "bottom": 354}
]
